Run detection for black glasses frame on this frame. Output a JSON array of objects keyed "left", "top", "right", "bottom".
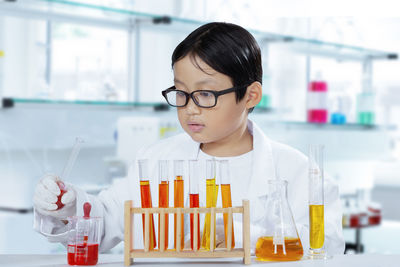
[{"left": 161, "top": 84, "right": 249, "bottom": 108}]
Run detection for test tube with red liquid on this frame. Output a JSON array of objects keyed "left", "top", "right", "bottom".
[{"left": 189, "top": 160, "right": 200, "bottom": 250}]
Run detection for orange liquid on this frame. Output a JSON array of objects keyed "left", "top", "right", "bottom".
[
  {"left": 140, "top": 180, "right": 156, "bottom": 250},
  {"left": 158, "top": 181, "right": 169, "bottom": 249},
  {"left": 221, "top": 184, "right": 235, "bottom": 248},
  {"left": 189, "top": 193, "right": 200, "bottom": 250},
  {"left": 255, "top": 236, "right": 303, "bottom": 261},
  {"left": 174, "top": 176, "right": 184, "bottom": 250}
]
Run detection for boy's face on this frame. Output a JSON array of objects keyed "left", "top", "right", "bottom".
[{"left": 173, "top": 55, "right": 248, "bottom": 144}]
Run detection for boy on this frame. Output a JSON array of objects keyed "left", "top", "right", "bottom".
[{"left": 34, "top": 22, "right": 344, "bottom": 254}]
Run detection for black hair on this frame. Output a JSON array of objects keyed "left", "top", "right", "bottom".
[{"left": 171, "top": 22, "right": 262, "bottom": 112}]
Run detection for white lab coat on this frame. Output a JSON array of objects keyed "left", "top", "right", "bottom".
[{"left": 34, "top": 120, "right": 345, "bottom": 255}]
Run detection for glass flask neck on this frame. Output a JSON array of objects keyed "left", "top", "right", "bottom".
[{"left": 268, "top": 180, "right": 288, "bottom": 198}]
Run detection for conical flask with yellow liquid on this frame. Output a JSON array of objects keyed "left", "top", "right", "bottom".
[{"left": 255, "top": 180, "right": 303, "bottom": 261}]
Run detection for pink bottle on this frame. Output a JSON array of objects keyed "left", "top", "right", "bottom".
[{"left": 307, "top": 79, "right": 328, "bottom": 123}]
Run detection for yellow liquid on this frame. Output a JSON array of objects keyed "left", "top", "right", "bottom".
[
  {"left": 221, "top": 184, "right": 235, "bottom": 248},
  {"left": 255, "top": 236, "right": 303, "bottom": 261},
  {"left": 309, "top": 205, "right": 324, "bottom": 249},
  {"left": 201, "top": 178, "right": 219, "bottom": 250}
]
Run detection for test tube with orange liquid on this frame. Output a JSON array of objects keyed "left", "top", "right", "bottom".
[
  {"left": 158, "top": 160, "right": 169, "bottom": 250},
  {"left": 138, "top": 159, "right": 156, "bottom": 250},
  {"left": 219, "top": 160, "right": 235, "bottom": 249},
  {"left": 201, "top": 159, "right": 218, "bottom": 250},
  {"left": 188, "top": 160, "right": 200, "bottom": 250},
  {"left": 173, "top": 160, "right": 184, "bottom": 250}
]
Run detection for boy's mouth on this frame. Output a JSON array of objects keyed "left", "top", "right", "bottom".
[{"left": 187, "top": 122, "right": 205, "bottom": 133}]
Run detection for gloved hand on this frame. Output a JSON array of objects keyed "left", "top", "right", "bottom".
[{"left": 33, "top": 174, "right": 76, "bottom": 219}]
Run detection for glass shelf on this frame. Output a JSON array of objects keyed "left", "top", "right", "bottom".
[
  {"left": 1, "top": 0, "right": 397, "bottom": 61},
  {"left": 8, "top": 97, "right": 168, "bottom": 108},
  {"left": 275, "top": 121, "right": 396, "bottom": 131}
]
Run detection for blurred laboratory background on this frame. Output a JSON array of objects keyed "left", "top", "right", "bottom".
[{"left": 0, "top": 0, "right": 400, "bottom": 255}]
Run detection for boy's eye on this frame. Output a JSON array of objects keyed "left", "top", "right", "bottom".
[
  {"left": 198, "top": 91, "right": 213, "bottom": 98},
  {"left": 176, "top": 91, "right": 186, "bottom": 97}
]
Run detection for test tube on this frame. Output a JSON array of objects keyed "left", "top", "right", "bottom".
[
  {"left": 138, "top": 159, "right": 156, "bottom": 250},
  {"left": 308, "top": 145, "right": 327, "bottom": 259},
  {"left": 219, "top": 160, "right": 235, "bottom": 249},
  {"left": 173, "top": 160, "right": 184, "bottom": 250},
  {"left": 201, "top": 159, "right": 218, "bottom": 250},
  {"left": 158, "top": 160, "right": 169, "bottom": 251},
  {"left": 189, "top": 160, "right": 200, "bottom": 250}
]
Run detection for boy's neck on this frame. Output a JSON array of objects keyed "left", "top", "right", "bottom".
[{"left": 200, "top": 121, "right": 253, "bottom": 157}]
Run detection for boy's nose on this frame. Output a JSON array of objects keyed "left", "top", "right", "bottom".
[{"left": 185, "top": 97, "right": 201, "bottom": 115}]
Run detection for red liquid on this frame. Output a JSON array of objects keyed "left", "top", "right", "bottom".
[
  {"left": 56, "top": 181, "right": 66, "bottom": 210},
  {"left": 350, "top": 214, "right": 360, "bottom": 227},
  {"left": 67, "top": 243, "right": 98, "bottom": 265},
  {"left": 307, "top": 110, "right": 328, "bottom": 123},
  {"left": 190, "top": 193, "right": 200, "bottom": 250},
  {"left": 140, "top": 180, "right": 157, "bottom": 250}
]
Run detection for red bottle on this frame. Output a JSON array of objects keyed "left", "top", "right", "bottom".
[{"left": 307, "top": 80, "right": 328, "bottom": 123}]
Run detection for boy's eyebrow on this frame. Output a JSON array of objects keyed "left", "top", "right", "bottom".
[
  {"left": 173, "top": 78, "right": 217, "bottom": 86},
  {"left": 195, "top": 79, "right": 217, "bottom": 85}
]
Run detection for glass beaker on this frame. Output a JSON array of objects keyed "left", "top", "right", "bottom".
[
  {"left": 255, "top": 180, "right": 303, "bottom": 261},
  {"left": 67, "top": 216, "right": 101, "bottom": 266}
]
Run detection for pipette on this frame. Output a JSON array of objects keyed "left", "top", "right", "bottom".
[
  {"left": 56, "top": 137, "right": 84, "bottom": 210},
  {"left": 83, "top": 202, "right": 91, "bottom": 248}
]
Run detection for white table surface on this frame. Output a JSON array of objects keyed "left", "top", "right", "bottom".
[{"left": 0, "top": 254, "right": 398, "bottom": 267}]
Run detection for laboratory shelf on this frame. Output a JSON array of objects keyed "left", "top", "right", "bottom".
[
  {"left": 252, "top": 119, "right": 397, "bottom": 131},
  {"left": 1, "top": 0, "right": 397, "bottom": 61},
  {"left": 6, "top": 97, "right": 169, "bottom": 110},
  {"left": 278, "top": 121, "right": 396, "bottom": 131}
]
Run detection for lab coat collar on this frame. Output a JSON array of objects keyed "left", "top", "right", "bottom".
[
  {"left": 248, "top": 119, "right": 277, "bottom": 197},
  {"left": 188, "top": 119, "right": 276, "bottom": 197}
]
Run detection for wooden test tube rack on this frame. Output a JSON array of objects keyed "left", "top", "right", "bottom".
[{"left": 124, "top": 199, "right": 251, "bottom": 265}]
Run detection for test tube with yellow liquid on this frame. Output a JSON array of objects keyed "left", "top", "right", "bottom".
[
  {"left": 201, "top": 159, "right": 219, "bottom": 250},
  {"left": 308, "top": 145, "right": 328, "bottom": 259},
  {"left": 219, "top": 160, "right": 235, "bottom": 249},
  {"left": 173, "top": 160, "right": 184, "bottom": 250},
  {"left": 138, "top": 159, "right": 156, "bottom": 250},
  {"left": 158, "top": 160, "right": 169, "bottom": 250}
]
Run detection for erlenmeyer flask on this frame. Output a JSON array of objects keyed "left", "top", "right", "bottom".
[{"left": 255, "top": 180, "right": 303, "bottom": 261}]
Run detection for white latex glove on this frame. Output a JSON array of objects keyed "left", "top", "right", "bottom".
[{"left": 33, "top": 174, "right": 76, "bottom": 219}]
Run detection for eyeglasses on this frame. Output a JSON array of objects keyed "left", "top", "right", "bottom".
[{"left": 161, "top": 84, "right": 249, "bottom": 108}]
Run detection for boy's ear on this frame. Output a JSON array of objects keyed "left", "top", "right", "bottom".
[{"left": 245, "top": 81, "right": 262, "bottom": 109}]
